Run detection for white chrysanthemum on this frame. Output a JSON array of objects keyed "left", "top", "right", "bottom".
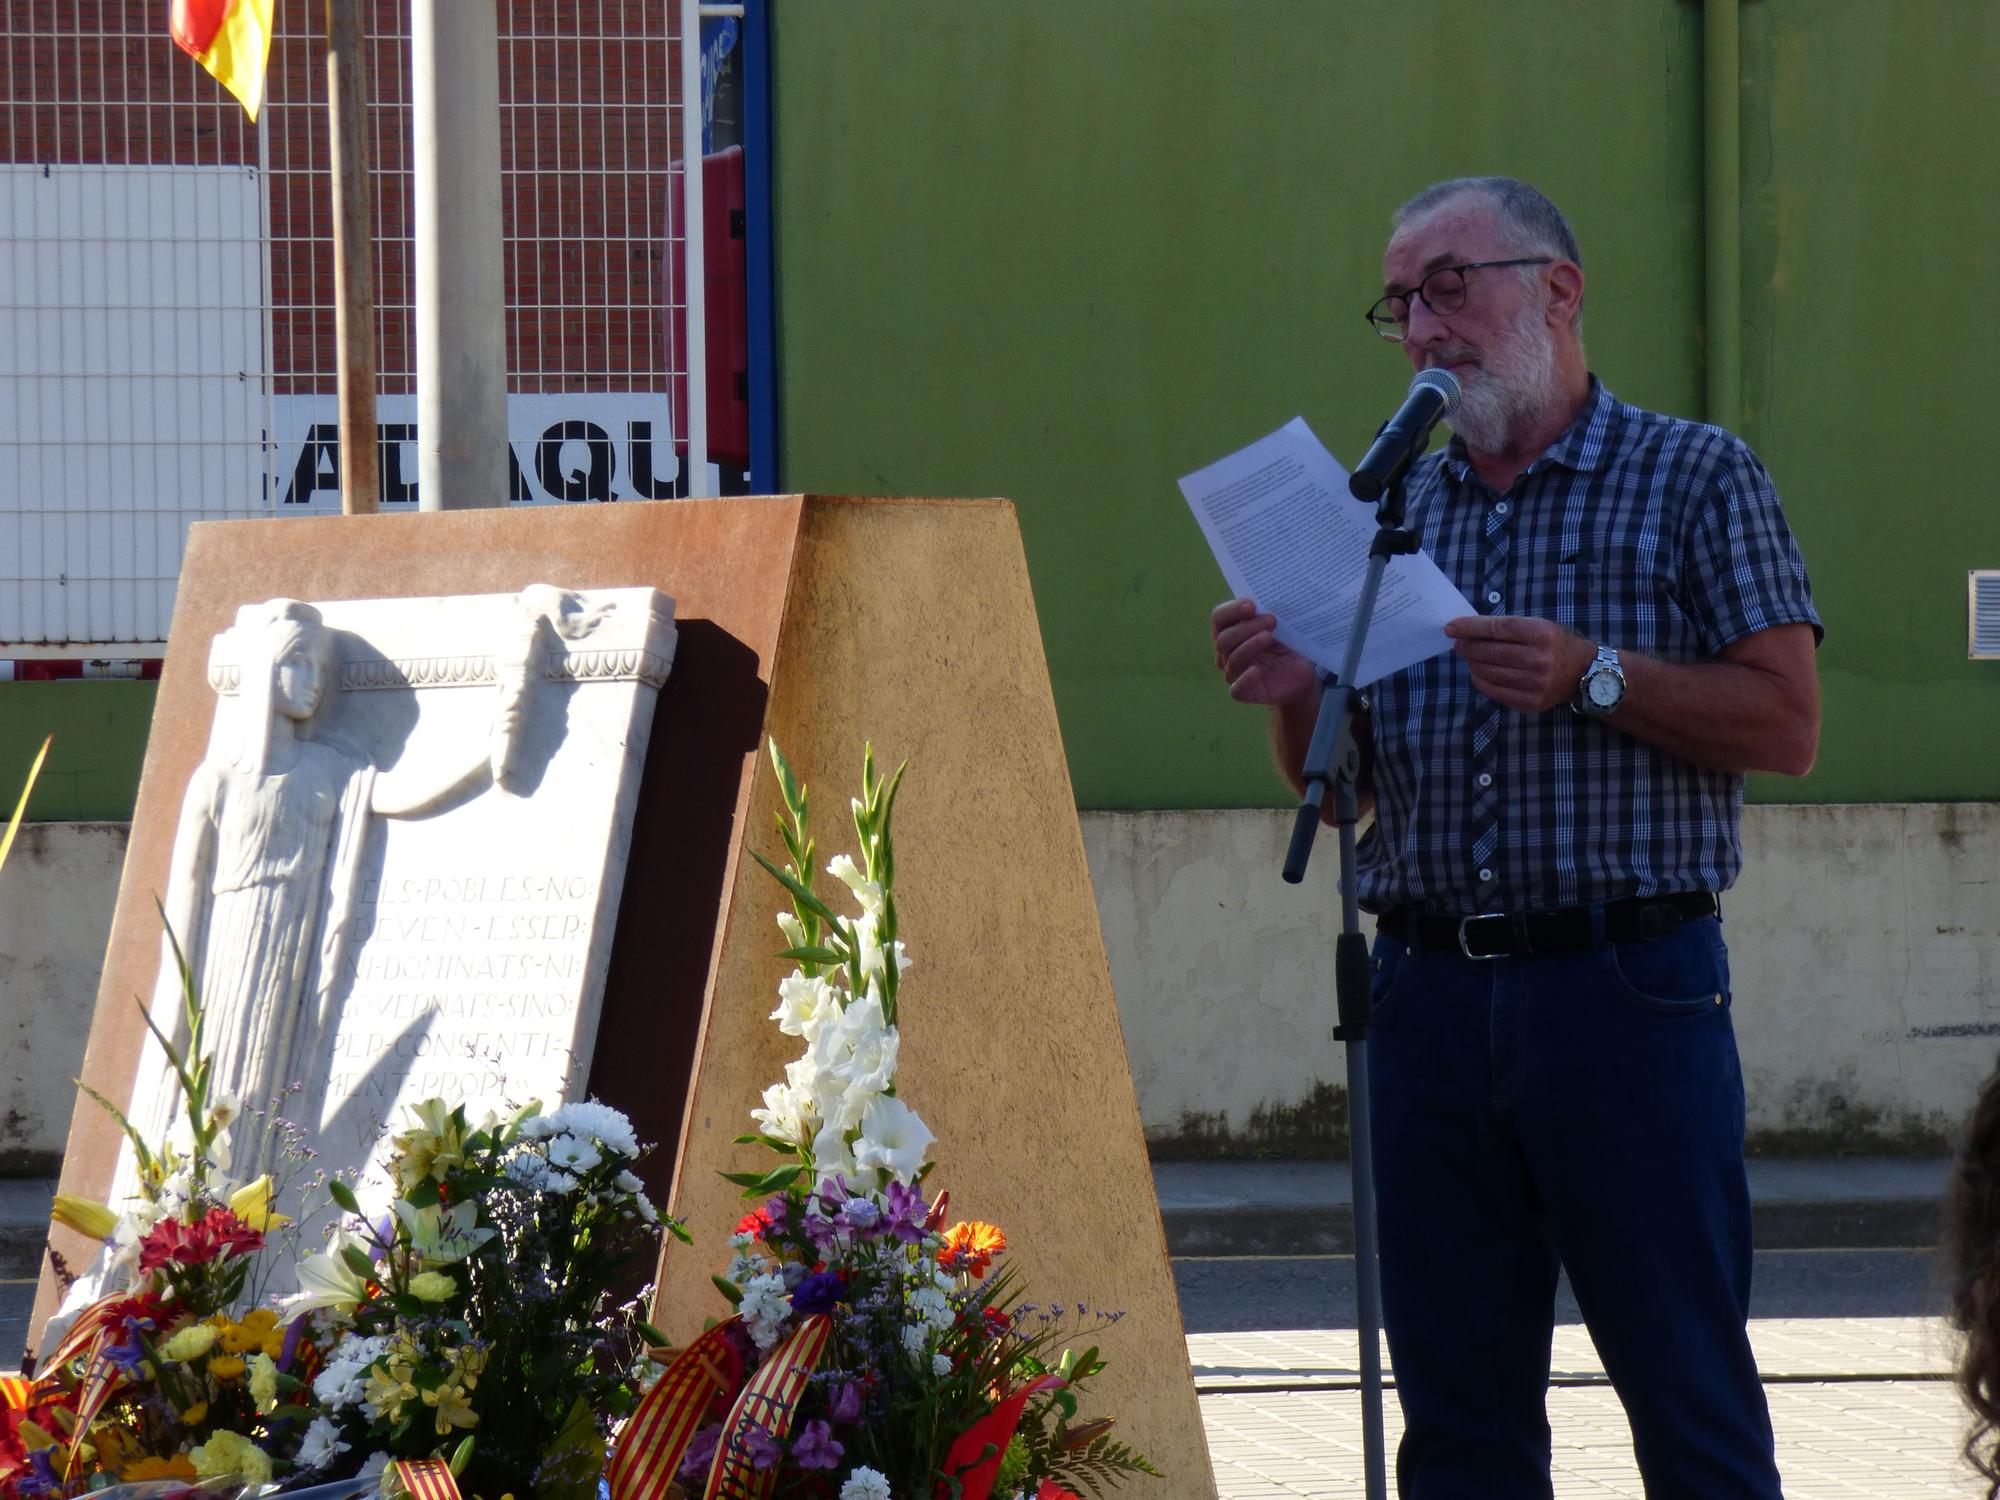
[
  {"left": 547, "top": 1134, "right": 602, "bottom": 1174},
  {"left": 615, "top": 1169, "right": 645, "bottom": 1195},
  {"left": 932, "top": 1352, "right": 952, "bottom": 1377},
  {"left": 853, "top": 1095, "right": 934, "bottom": 1184},
  {"left": 539, "top": 1101, "right": 640, "bottom": 1157},
  {"left": 634, "top": 1191, "right": 659, "bottom": 1224},
  {"left": 297, "top": 1415, "right": 350, "bottom": 1471},
  {"left": 839, "top": 1468, "right": 892, "bottom": 1500},
  {"left": 900, "top": 1323, "right": 930, "bottom": 1357},
  {"left": 543, "top": 1168, "right": 579, "bottom": 1193}
]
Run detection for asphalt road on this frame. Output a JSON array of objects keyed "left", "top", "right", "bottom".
[
  {"left": 6, "top": 1249, "right": 1946, "bottom": 1371},
  {"left": 1172, "top": 1247, "right": 1946, "bottom": 1333}
]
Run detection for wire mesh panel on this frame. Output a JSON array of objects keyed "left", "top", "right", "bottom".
[
  {"left": 1, "top": 0, "right": 696, "bottom": 652},
  {"left": 0, "top": 0, "right": 267, "bottom": 649}
]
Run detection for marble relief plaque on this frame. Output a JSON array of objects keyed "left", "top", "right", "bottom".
[{"left": 116, "top": 584, "right": 675, "bottom": 1204}]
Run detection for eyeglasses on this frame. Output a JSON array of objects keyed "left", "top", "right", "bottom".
[{"left": 1364, "top": 258, "right": 1553, "bottom": 342}]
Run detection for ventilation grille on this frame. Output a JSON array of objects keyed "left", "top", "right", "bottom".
[{"left": 1975, "top": 572, "right": 2000, "bottom": 660}]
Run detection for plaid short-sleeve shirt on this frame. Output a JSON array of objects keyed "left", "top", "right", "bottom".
[{"left": 1358, "top": 378, "right": 1822, "bottom": 916}]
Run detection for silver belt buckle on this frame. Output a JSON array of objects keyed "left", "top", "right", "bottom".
[{"left": 1457, "top": 912, "right": 1510, "bottom": 960}]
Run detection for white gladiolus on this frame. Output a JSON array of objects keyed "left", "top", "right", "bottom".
[
  {"left": 827, "top": 854, "right": 884, "bottom": 914},
  {"left": 777, "top": 910, "right": 809, "bottom": 950},
  {"left": 771, "top": 971, "right": 836, "bottom": 1039},
  {"left": 751, "top": 1080, "right": 811, "bottom": 1144},
  {"left": 853, "top": 1095, "right": 934, "bottom": 1183}
]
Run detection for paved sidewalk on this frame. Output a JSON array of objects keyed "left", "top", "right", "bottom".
[{"left": 1193, "top": 1317, "right": 1978, "bottom": 1498}]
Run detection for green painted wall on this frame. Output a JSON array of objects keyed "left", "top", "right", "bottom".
[
  {"left": 769, "top": 0, "right": 1997, "bottom": 807},
  {"left": 0, "top": 683, "right": 154, "bottom": 822}
]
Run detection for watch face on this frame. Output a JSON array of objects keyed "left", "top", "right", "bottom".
[{"left": 1588, "top": 671, "right": 1623, "bottom": 707}]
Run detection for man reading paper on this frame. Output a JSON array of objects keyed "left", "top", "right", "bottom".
[{"left": 1209, "top": 177, "right": 1821, "bottom": 1498}]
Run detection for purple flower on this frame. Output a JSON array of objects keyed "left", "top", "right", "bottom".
[
  {"left": 679, "top": 1423, "right": 722, "bottom": 1479},
  {"left": 882, "top": 1180, "right": 927, "bottom": 1243},
  {"left": 791, "top": 1270, "right": 846, "bottom": 1316},
  {"left": 839, "top": 1196, "right": 881, "bottom": 1234},
  {"left": 278, "top": 1311, "right": 308, "bottom": 1371},
  {"left": 790, "top": 1419, "right": 844, "bottom": 1470},
  {"left": 829, "top": 1381, "right": 863, "bottom": 1423},
  {"left": 732, "top": 1421, "right": 781, "bottom": 1472}
]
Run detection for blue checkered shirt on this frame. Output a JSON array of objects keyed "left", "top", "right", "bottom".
[{"left": 1357, "top": 379, "right": 1822, "bottom": 916}]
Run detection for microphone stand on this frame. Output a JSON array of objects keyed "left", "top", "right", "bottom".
[{"left": 1281, "top": 468, "right": 1417, "bottom": 1500}]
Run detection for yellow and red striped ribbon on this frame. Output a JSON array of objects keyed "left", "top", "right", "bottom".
[
  {"left": 702, "top": 1314, "right": 831, "bottom": 1500},
  {"left": 40, "top": 1294, "right": 128, "bottom": 1378},
  {"left": 606, "top": 1320, "right": 742, "bottom": 1500},
  {"left": 0, "top": 1374, "right": 46, "bottom": 1409},
  {"left": 387, "top": 1458, "right": 462, "bottom": 1500},
  {"left": 63, "top": 1334, "right": 125, "bottom": 1481}
]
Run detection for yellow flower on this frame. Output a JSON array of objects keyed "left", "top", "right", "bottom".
[
  {"left": 227, "top": 1175, "right": 291, "bottom": 1232},
  {"left": 219, "top": 1306, "right": 284, "bottom": 1357},
  {"left": 422, "top": 1376, "right": 479, "bottom": 1435},
  {"left": 248, "top": 1352, "right": 280, "bottom": 1412},
  {"left": 179, "top": 1401, "right": 209, "bottom": 1426},
  {"left": 158, "top": 1324, "right": 219, "bottom": 1362},
  {"left": 122, "top": 1454, "right": 199, "bottom": 1482},
  {"left": 50, "top": 1194, "right": 120, "bottom": 1240},
  {"left": 206, "top": 1354, "right": 247, "bottom": 1381},
  {"left": 390, "top": 1098, "right": 470, "bottom": 1194},
  {"left": 365, "top": 1360, "right": 420, "bottom": 1426},
  {"left": 408, "top": 1271, "right": 458, "bottom": 1303},
  {"left": 191, "top": 1428, "right": 273, "bottom": 1487}
]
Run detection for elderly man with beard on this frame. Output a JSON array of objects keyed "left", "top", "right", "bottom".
[{"left": 1210, "top": 177, "right": 1821, "bottom": 1497}]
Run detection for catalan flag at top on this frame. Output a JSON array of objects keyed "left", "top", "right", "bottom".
[{"left": 170, "top": 0, "right": 276, "bottom": 120}]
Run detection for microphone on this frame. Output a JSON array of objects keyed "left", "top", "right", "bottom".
[{"left": 1348, "top": 368, "right": 1461, "bottom": 502}]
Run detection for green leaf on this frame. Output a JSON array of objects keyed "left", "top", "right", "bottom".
[
  {"left": 403, "top": 1177, "right": 442, "bottom": 1209},
  {"left": 340, "top": 1244, "right": 375, "bottom": 1280},
  {"left": 711, "top": 1274, "right": 744, "bottom": 1305},
  {"left": 748, "top": 849, "right": 842, "bottom": 927},
  {"left": 393, "top": 1292, "right": 426, "bottom": 1319},
  {"left": 328, "top": 1178, "right": 362, "bottom": 1215},
  {"left": 718, "top": 1170, "right": 771, "bottom": 1188},
  {"left": 449, "top": 1435, "right": 476, "bottom": 1477},
  {"left": 769, "top": 738, "right": 803, "bottom": 817},
  {"left": 777, "top": 944, "right": 848, "bottom": 966},
  {"left": 752, "top": 1163, "right": 804, "bottom": 1193},
  {"left": 635, "top": 1321, "right": 669, "bottom": 1346},
  {"left": 72, "top": 1078, "right": 154, "bottom": 1181}
]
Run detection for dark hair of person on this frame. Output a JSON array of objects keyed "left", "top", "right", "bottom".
[{"left": 1943, "top": 1053, "right": 2000, "bottom": 1494}]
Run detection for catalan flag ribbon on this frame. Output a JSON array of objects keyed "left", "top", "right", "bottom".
[
  {"left": 607, "top": 1320, "right": 745, "bottom": 1500},
  {"left": 702, "top": 1314, "right": 831, "bottom": 1500},
  {"left": 387, "top": 1458, "right": 462, "bottom": 1500},
  {"left": 0, "top": 1375, "right": 46, "bottom": 1410},
  {"left": 169, "top": 0, "right": 276, "bottom": 120}
]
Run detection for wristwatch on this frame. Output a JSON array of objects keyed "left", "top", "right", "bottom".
[{"left": 1575, "top": 644, "right": 1626, "bottom": 717}]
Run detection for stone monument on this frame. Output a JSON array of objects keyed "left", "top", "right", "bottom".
[{"left": 116, "top": 583, "right": 675, "bottom": 1205}]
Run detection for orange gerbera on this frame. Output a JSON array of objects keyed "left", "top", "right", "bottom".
[{"left": 939, "top": 1221, "right": 1006, "bottom": 1277}]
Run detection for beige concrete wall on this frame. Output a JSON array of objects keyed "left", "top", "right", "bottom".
[
  {"left": 6, "top": 805, "right": 1995, "bottom": 1165},
  {"left": 0, "top": 822, "right": 126, "bottom": 1172},
  {"left": 1082, "top": 803, "right": 2000, "bottom": 1157}
]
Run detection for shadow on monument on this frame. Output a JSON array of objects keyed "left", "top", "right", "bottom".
[{"left": 591, "top": 618, "right": 768, "bottom": 1206}]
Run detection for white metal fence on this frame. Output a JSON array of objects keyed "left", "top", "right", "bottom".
[{"left": 0, "top": 1, "right": 706, "bottom": 653}]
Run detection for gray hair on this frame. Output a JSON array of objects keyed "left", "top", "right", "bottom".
[
  {"left": 1394, "top": 176, "right": 1581, "bottom": 266},
  {"left": 1395, "top": 176, "right": 1583, "bottom": 334}
]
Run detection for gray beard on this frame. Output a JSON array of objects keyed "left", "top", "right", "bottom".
[{"left": 1442, "top": 302, "right": 1563, "bottom": 455}]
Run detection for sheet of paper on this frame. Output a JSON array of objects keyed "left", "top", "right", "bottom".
[{"left": 1179, "top": 417, "right": 1473, "bottom": 687}]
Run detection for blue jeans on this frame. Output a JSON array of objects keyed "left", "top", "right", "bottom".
[{"left": 1367, "top": 915, "right": 1782, "bottom": 1498}]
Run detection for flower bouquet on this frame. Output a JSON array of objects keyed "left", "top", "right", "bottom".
[
  {"left": 609, "top": 745, "right": 1158, "bottom": 1500},
  {"left": 285, "top": 1096, "right": 685, "bottom": 1500},
  {"left": 3, "top": 934, "right": 326, "bottom": 1496}
]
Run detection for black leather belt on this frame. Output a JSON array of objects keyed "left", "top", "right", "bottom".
[{"left": 1376, "top": 891, "right": 1720, "bottom": 961}]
